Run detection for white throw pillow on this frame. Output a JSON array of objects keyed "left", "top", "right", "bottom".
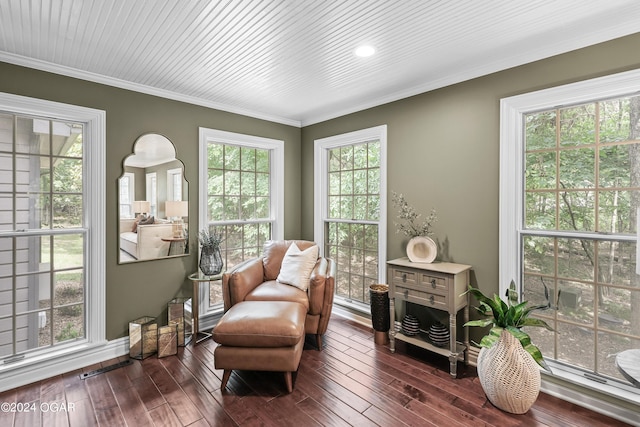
[{"left": 276, "top": 242, "right": 319, "bottom": 291}]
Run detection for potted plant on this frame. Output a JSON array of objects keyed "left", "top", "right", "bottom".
[
  {"left": 198, "top": 226, "right": 224, "bottom": 276},
  {"left": 463, "top": 280, "right": 553, "bottom": 414},
  {"left": 391, "top": 191, "right": 438, "bottom": 263}
]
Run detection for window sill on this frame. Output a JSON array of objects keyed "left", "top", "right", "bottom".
[{"left": 0, "top": 338, "right": 119, "bottom": 393}]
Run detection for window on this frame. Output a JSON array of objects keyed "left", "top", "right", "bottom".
[
  {"left": 167, "top": 168, "right": 183, "bottom": 201},
  {"left": 119, "top": 172, "right": 135, "bottom": 218},
  {"left": 146, "top": 172, "right": 157, "bottom": 217},
  {"left": 501, "top": 69, "right": 640, "bottom": 399},
  {"left": 199, "top": 128, "right": 283, "bottom": 310},
  {"left": 314, "top": 126, "right": 387, "bottom": 310},
  {"left": 0, "top": 92, "right": 105, "bottom": 377}
]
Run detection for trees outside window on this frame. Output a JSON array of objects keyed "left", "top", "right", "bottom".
[
  {"left": 199, "top": 128, "right": 283, "bottom": 310},
  {"left": 501, "top": 69, "right": 640, "bottom": 399},
  {"left": 314, "top": 126, "right": 387, "bottom": 309},
  {"left": 0, "top": 93, "right": 104, "bottom": 380}
]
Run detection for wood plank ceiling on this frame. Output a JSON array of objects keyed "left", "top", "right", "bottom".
[{"left": 1, "top": 0, "right": 640, "bottom": 126}]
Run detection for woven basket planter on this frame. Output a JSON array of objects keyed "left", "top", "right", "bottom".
[
  {"left": 369, "top": 284, "right": 390, "bottom": 345},
  {"left": 477, "top": 329, "right": 541, "bottom": 414},
  {"left": 369, "top": 284, "right": 390, "bottom": 332}
]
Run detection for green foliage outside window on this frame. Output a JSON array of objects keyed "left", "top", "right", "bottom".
[
  {"left": 206, "top": 142, "right": 272, "bottom": 272},
  {"left": 523, "top": 95, "right": 640, "bottom": 380}
]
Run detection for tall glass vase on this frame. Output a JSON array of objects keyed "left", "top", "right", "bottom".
[{"left": 199, "top": 245, "right": 223, "bottom": 276}]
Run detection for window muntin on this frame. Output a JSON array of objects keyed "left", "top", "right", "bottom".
[
  {"left": 199, "top": 128, "right": 283, "bottom": 311},
  {"left": 314, "top": 126, "right": 387, "bottom": 310},
  {"left": 119, "top": 172, "right": 135, "bottom": 218},
  {"left": 327, "top": 142, "right": 381, "bottom": 221},
  {"left": 325, "top": 141, "right": 381, "bottom": 303},
  {"left": 500, "top": 70, "right": 640, "bottom": 408},
  {"left": 167, "top": 168, "right": 183, "bottom": 201},
  {"left": 146, "top": 172, "right": 157, "bottom": 217},
  {"left": 0, "top": 114, "right": 87, "bottom": 359},
  {"left": 524, "top": 102, "right": 640, "bottom": 235},
  {"left": 0, "top": 93, "right": 103, "bottom": 388},
  {"left": 522, "top": 95, "right": 640, "bottom": 384},
  {"left": 206, "top": 143, "right": 272, "bottom": 276}
]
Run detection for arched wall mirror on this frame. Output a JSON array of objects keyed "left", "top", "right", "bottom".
[{"left": 118, "top": 133, "right": 189, "bottom": 263}]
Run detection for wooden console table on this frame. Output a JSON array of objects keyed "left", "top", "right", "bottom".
[{"left": 387, "top": 258, "right": 471, "bottom": 378}]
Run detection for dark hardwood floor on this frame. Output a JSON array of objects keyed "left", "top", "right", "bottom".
[{"left": 0, "top": 316, "right": 631, "bottom": 426}]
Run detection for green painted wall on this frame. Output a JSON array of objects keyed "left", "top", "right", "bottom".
[
  {"left": 2, "top": 31, "right": 640, "bottom": 342},
  {"left": 0, "top": 62, "right": 302, "bottom": 340},
  {"left": 301, "top": 33, "right": 640, "bottom": 307}
]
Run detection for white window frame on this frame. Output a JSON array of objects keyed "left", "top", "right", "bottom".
[
  {"left": 500, "top": 68, "right": 640, "bottom": 410},
  {"left": 166, "top": 167, "right": 182, "bottom": 201},
  {"left": 314, "top": 125, "right": 387, "bottom": 311},
  {"left": 0, "top": 92, "right": 106, "bottom": 389},
  {"left": 145, "top": 172, "right": 157, "bottom": 217},
  {"left": 198, "top": 127, "right": 284, "bottom": 318},
  {"left": 119, "top": 172, "right": 135, "bottom": 218}
]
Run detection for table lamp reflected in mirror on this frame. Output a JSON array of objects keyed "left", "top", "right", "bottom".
[
  {"left": 165, "top": 200, "right": 188, "bottom": 238},
  {"left": 132, "top": 200, "right": 151, "bottom": 219}
]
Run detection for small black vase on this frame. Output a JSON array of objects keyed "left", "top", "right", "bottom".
[{"left": 199, "top": 246, "right": 223, "bottom": 276}]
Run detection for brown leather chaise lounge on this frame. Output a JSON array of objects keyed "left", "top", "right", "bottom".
[{"left": 213, "top": 240, "right": 336, "bottom": 392}]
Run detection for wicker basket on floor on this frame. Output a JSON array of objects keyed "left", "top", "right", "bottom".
[{"left": 477, "top": 329, "right": 541, "bottom": 414}]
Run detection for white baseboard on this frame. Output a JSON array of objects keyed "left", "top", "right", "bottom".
[
  {"left": 540, "top": 372, "right": 640, "bottom": 426},
  {"left": 0, "top": 338, "right": 129, "bottom": 392},
  {"left": 332, "top": 305, "right": 372, "bottom": 328}
]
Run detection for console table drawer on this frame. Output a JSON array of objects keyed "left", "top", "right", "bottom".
[
  {"left": 390, "top": 268, "right": 418, "bottom": 286},
  {"left": 391, "top": 268, "right": 448, "bottom": 296},
  {"left": 418, "top": 273, "right": 448, "bottom": 295},
  {"left": 394, "top": 287, "right": 448, "bottom": 310}
]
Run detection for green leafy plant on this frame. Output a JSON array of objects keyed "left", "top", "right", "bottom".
[
  {"left": 198, "top": 226, "right": 224, "bottom": 249},
  {"left": 463, "top": 280, "right": 553, "bottom": 370}
]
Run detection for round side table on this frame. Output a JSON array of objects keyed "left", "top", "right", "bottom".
[
  {"left": 188, "top": 271, "right": 223, "bottom": 344},
  {"left": 616, "top": 349, "right": 640, "bottom": 388},
  {"left": 161, "top": 237, "right": 186, "bottom": 256}
]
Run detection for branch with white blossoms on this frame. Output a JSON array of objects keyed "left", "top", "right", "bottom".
[{"left": 391, "top": 191, "right": 437, "bottom": 238}]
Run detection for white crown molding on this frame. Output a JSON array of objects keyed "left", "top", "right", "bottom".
[
  {"left": 1, "top": 14, "right": 638, "bottom": 129},
  {"left": 300, "top": 23, "right": 640, "bottom": 126},
  {"left": 0, "top": 52, "right": 302, "bottom": 128}
]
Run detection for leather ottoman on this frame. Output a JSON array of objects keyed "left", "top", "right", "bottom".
[{"left": 213, "top": 300, "right": 306, "bottom": 393}]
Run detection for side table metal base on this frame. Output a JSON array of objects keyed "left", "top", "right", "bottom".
[
  {"left": 195, "top": 330, "right": 212, "bottom": 344},
  {"left": 188, "top": 271, "right": 223, "bottom": 346}
]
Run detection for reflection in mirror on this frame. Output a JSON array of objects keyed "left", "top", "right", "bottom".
[{"left": 118, "top": 133, "right": 188, "bottom": 263}]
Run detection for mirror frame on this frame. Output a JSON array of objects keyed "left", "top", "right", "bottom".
[{"left": 117, "top": 133, "right": 189, "bottom": 264}]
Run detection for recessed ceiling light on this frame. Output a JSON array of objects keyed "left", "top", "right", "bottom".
[{"left": 354, "top": 45, "right": 376, "bottom": 57}]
